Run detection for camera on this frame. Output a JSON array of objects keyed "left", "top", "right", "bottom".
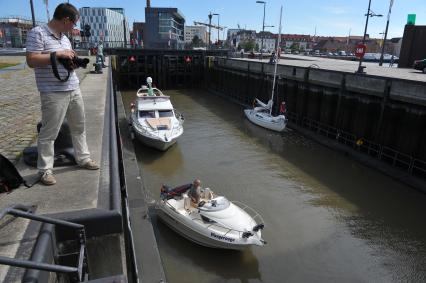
[{"left": 58, "top": 57, "right": 90, "bottom": 71}]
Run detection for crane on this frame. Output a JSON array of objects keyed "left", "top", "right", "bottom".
[{"left": 194, "top": 12, "right": 224, "bottom": 48}]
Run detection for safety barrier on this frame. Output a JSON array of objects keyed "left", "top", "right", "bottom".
[{"left": 287, "top": 111, "right": 426, "bottom": 179}]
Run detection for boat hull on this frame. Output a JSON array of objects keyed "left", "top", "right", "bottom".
[
  {"left": 244, "top": 109, "right": 286, "bottom": 132},
  {"left": 155, "top": 204, "right": 259, "bottom": 250},
  {"left": 133, "top": 129, "right": 178, "bottom": 151}
]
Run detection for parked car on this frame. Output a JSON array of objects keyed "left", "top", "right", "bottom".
[
  {"left": 413, "top": 59, "right": 426, "bottom": 73},
  {"left": 363, "top": 53, "right": 379, "bottom": 62}
]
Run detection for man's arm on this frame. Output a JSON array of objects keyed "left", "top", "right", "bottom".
[
  {"left": 26, "top": 50, "right": 76, "bottom": 68},
  {"left": 25, "top": 27, "right": 76, "bottom": 68}
]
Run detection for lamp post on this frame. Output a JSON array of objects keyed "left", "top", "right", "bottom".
[
  {"left": 379, "top": 0, "right": 394, "bottom": 66},
  {"left": 256, "top": 1, "right": 266, "bottom": 59},
  {"left": 212, "top": 13, "right": 220, "bottom": 46},
  {"left": 29, "top": 0, "right": 36, "bottom": 27},
  {"left": 356, "top": 0, "right": 382, "bottom": 73}
]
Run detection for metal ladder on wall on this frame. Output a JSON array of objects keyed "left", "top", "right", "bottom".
[{"left": 0, "top": 204, "right": 89, "bottom": 282}]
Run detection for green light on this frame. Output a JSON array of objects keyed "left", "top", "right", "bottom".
[{"left": 407, "top": 14, "right": 416, "bottom": 25}]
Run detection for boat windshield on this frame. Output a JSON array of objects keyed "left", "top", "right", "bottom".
[
  {"left": 139, "top": 110, "right": 155, "bottom": 118},
  {"left": 158, "top": 110, "right": 174, "bottom": 117},
  {"left": 199, "top": 196, "right": 230, "bottom": 212}
]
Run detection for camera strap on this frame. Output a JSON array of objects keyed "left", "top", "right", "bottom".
[{"left": 50, "top": 52, "right": 70, "bottom": 82}]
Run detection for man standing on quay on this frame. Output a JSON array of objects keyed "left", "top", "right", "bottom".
[{"left": 26, "top": 3, "right": 99, "bottom": 186}]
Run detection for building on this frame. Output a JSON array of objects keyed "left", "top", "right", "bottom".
[
  {"left": 255, "top": 31, "right": 276, "bottom": 52},
  {"left": 184, "top": 26, "right": 207, "bottom": 43},
  {"left": 227, "top": 29, "right": 256, "bottom": 50},
  {"left": 79, "top": 7, "right": 130, "bottom": 48},
  {"left": 0, "top": 16, "right": 44, "bottom": 47},
  {"left": 132, "top": 22, "right": 145, "bottom": 47},
  {"left": 280, "top": 34, "right": 311, "bottom": 51},
  {"left": 227, "top": 28, "right": 241, "bottom": 48},
  {"left": 144, "top": 5, "right": 185, "bottom": 49}
]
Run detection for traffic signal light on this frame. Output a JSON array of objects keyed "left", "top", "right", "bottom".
[{"left": 184, "top": 56, "right": 192, "bottom": 64}]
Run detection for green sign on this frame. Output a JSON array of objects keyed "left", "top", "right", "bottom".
[{"left": 407, "top": 14, "right": 416, "bottom": 25}]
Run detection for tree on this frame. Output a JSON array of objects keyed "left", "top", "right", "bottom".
[
  {"left": 290, "top": 42, "right": 299, "bottom": 52},
  {"left": 192, "top": 35, "right": 202, "bottom": 47},
  {"left": 240, "top": 39, "right": 256, "bottom": 51}
]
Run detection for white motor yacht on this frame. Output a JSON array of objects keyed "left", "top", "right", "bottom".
[
  {"left": 156, "top": 183, "right": 266, "bottom": 250},
  {"left": 130, "top": 78, "right": 184, "bottom": 151}
]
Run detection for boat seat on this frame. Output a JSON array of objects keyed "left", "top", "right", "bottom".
[
  {"left": 201, "top": 188, "right": 214, "bottom": 200},
  {"left": 183, "top": 196, "right": 191, "bottom": 210}
]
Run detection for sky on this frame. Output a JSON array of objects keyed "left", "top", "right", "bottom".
[{"left": 1, "top": 0, "right": 425, "bottom": 40}]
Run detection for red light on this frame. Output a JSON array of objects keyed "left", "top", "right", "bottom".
[
  {"left": 129, "top": 56, "right": 136, "bottom": 62},
  {"left": 185, "top": 56, "right": 191, "bottom": 63}
]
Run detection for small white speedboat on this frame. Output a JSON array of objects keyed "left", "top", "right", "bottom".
[
  {"left": 130, "top": 78, "right": 184, "bottom": 151},
  {"left": 155, "top": 183, "right": 266, "bottom": 250}
]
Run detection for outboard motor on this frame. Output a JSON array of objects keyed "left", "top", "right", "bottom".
[{"left": 160, "top": 183, "right": 191, "bottom": 200}]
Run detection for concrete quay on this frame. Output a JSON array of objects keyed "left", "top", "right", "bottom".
[
  {"left": 243, "top": 54, "right": 426, "bottom": 82},
  {"left": 0, "top": 57, "right": 164, "bottom": 282}
]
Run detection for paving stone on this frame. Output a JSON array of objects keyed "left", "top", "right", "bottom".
[{"left": 1, "top": 55, "right": 90, "bottom": 164}]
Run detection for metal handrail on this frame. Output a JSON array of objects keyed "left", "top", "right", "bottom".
[
  {"left": 0, "top": 204, "right": 88, "bottom": 282},
  {"left": 296, "top": 115, "right": 426, "bottom": 178}
]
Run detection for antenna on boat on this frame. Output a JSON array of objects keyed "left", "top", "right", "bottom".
[{"left": 270, "top": 6, "right": 282, "bottom": 116}]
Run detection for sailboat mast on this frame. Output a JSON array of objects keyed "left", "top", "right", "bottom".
[{"left": 270, "top": 6, "right": 282, "bottom": 115}]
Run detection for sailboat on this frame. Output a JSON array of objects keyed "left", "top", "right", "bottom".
[{"left": 244, "top": 6, "right": 287, "bottom": 132}]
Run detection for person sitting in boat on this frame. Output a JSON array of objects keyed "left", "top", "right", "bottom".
[{"left": 189, "top": 179, "right": 202, "bottom": 204}]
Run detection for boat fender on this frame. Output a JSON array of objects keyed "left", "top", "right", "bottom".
[
  {"left": 242, "top": 231, "right": 254, "bottom": 239},
  {"left": 253, "top": 223, "right": 265, "bottom": 232},
  {"left": 198, "top": 201, "right": 206, "bottom": 208}
]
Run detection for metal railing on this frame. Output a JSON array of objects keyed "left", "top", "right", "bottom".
[
  {"left": 287, "top": 112, "right": 426, "bottom": 179},
  {"left": 0, "top": 204, "right": 88, "bottom": 282}
]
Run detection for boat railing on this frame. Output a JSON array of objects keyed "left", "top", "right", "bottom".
[
  {"left": 174, "top": 109, "right": 185, "bottom": 123},
  {"left": 190, "top": 217, "right": 238, "bottom": 237},
  {"left": 161, "top": 201, "right": 242, "bottom": 237},
  {"left": 161, "top": 200, "right": 263, "bottom": 238},
  {"left": 136, "top": 87, "right": 165, "bottom": 97},
  {"left": 231, "top": 201, "right": 265, "bottom": 228}
]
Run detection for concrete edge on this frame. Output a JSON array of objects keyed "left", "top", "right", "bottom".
[{"left": 116, "top": 90, "right": 167, "bottom": 283}]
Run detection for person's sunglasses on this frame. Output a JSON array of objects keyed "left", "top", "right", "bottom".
[{"left": 67, "top": 17, "right": 77, "bottom": 27}]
